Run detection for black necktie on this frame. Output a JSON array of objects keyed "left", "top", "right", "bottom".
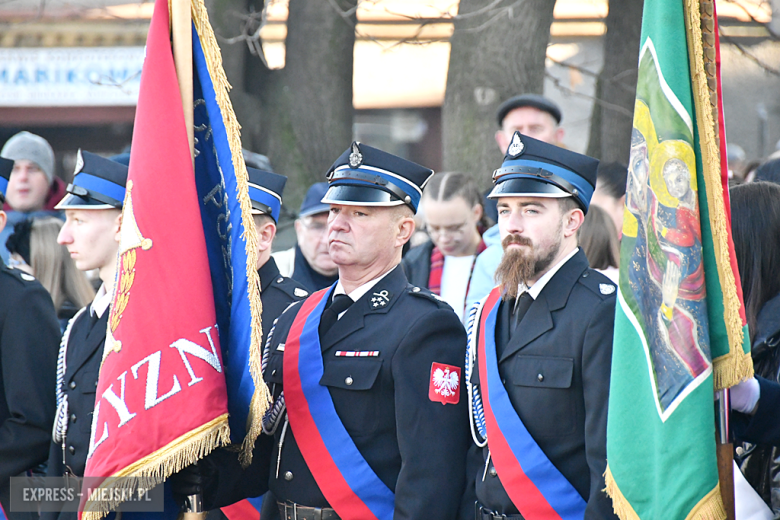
[
  {"left": 512, "top": 292, "right": 533, "bottom": 332},
  {"left": 319, "top": 294, "right": 354, "bottom": 335}
]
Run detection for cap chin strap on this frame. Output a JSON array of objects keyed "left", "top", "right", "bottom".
[
  {"left": 492, "top": 165, "right": 580, "bottom": 199},
  {"left": 65, "top": 184, "right": 122, "bottom": 208},
  {"left": 328, "top": 169, "right": 410, "bottom": 205}
]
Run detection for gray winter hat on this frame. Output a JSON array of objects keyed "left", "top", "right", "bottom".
[{"left": 0, "top": 131, "right": 55, "bottom": 184}]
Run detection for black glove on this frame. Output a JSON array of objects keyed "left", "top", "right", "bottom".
[{"left": 169, "top": 460, "right": 218, "bottom": 510}]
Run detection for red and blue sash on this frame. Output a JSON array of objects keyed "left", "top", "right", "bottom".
[
  {"left": 283, "top": 286, "right": 395, "bottom": 520},
  {"left": 477, "top": 288, "right": 587, "bottom": 520}
]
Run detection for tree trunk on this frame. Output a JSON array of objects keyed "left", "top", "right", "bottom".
[
  {"left": 206, "top": 0, "right": 356, "bottom": 206},
  {"left": 586, "top": 0, "right": 644, "bottom": 164},
  {"left": 442, "top": 0, "right": 556, "bottom": 186}
]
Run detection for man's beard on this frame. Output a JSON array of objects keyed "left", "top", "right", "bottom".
[{"left": 495, "top": 229, "right": 562, "bottom": 300}]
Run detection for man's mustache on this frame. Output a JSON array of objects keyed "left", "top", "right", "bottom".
[{"left": 502, "top": 234, "right": 532, "bottom": 248}]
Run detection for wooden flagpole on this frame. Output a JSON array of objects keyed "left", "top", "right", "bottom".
[{"left": 171, "top": 0, "right": 194, "bottom": 167}]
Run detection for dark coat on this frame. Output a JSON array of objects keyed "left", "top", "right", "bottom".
[
  {"left": 46, "top": 305, "right": 108, "bottom": 480},
  {"left": 258, "top": 257, "right": 309, "bottom": 347},
  {"left": 733, "top": 293, "right": 780, "bottom": 513},
  {"left": 400, "top": 240, "right": 434, "bottom": 289},
  {"left": 262, "top": 265, "right": 470, "bottom": 519},
  {"left": 466, "top": 250, "right": 618, "bottom": 520},
  {"left": 0, "top": 258, "right": 61, "bottom": 487}
]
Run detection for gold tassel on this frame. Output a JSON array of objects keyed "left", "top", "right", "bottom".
[
  {"left": 605, "top": 465, "right": 726, "bottom": 520},
  {"left": 604, "top": 465, "right": 641, "bottom": 520},
  {"left": 683, "top": 0, "right": 753, "bottom": 390},
  {"left": 190, "top": 0, "right": 271, "bottom": 465},
  {"left": 82, "top": 414, "right": 230, "bottom": 520}
]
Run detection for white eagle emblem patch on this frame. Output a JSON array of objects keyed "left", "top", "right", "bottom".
[
  {"left": 600, "top": 283, "right": 616, "bottom": 295},
  {"left": 429, "top": 362, "right": 461, "bottom": 405}
]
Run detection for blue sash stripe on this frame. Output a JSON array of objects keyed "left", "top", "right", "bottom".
[
  {"left": 482, "top": 299, "right": 587, "bottom": 519},
  {"left": 296, "top": 284, "right": 395, "bottom": 520}
]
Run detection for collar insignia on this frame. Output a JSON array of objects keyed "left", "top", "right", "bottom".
[
  {"left": 507, "top": 133, "right": 525, "bottom": 158},
  {"left": 294, "top": 287, "right": 308, "bottom": 298},
  {"left": 370, "top": 289, "right": 392, "bottom": 309},
  {"left": 348, "top": 142, "right": 363, "bottom": 168},
  {"left": 600, "top": 283, "right": 616, "bottom": 295}
]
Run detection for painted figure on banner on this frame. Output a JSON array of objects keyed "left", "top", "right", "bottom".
[{"left": 622, "top": 45, "right": 711, "bottom": 416}]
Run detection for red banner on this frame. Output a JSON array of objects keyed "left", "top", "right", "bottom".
[{"left": 81, "top": 0, "right": 229, "bottom": 516}]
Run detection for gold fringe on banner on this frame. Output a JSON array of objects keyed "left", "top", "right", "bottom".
[
  {"left": 683, "top": 0, "right": 753, "bottom": 390},
  {"left": 604, "top": 465, "right": 726, "bottom": 520},
  {"left": 190, "top": 0, "right": 271, "bottom": 465},
  {"left": 82, "top": 414, "right": 231, "bottom": 520}
]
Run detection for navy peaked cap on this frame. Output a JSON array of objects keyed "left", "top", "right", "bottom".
[
  {"left": 55, "top": 150, "right": 128, "bottom": 210},
  {"left": 489, "top": 131, "right": 599, "bottom": 213},
  {"left": 299, "top": 182, "right": 330, "bottom": 218},
  {"left": 0, "top": 156, "right": 12, "bottom": 202},
  {"left": 323, "top": 141, "right": 434, "bottom": 212},
  {"left": 496, "top": 94, "right": 562, "bottom": 126},
  {"left": 247, "top": 167, "right": 286, "bottom": 222}
]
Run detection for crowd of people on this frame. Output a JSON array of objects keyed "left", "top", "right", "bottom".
[{"left": 2, "top": 91, "right": 780, "bottom": 520}]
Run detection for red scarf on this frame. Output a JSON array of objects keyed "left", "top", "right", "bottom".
[{"left": 427, "top": 239, "right": 487, "bottom": 297}]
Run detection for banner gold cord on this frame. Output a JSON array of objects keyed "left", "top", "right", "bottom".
[
  {"left": 683, "top": 0, "right": 752, "bottom": 390},
  {"left": 82, "top": 414, "right": 231, "bottom": 520},
  {"left": 190, "top": 0, "right": 271, "bottom": 466},
  {"left": 605, "top": 465, "right": 726, "bottom": 520}
]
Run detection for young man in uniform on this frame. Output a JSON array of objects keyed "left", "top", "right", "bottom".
[
  {"left": 465, "top": 132, "right": 618, "bottom": 520},
  {"left": 44, "top": 151, "right": 128, "bottom": 520},
  {"left": 0, "top": 157, "right": 61, "bottom": 520}
]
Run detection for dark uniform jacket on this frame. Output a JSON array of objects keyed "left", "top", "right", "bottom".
[
  {"left": 262, "top": 265, "right": 470, "bottom": 519},
  {"left": 467, "top": 250, "right": 617, "bottom": 520},
  {"left": 258, "top": 257, "right": 309, "bottom": 347},
  {"left": 400, "top": 240, "right": 434, "bottom": 289},
  {"left": 0, "top": 258, "right": 60, "bottom": 513},
  {"left": 43, "top": 299, "right": 108, "bottom": 520}
]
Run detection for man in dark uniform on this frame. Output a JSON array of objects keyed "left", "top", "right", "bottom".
[
  {"left": 464, "top": 132, "right": 618, "bottom": 520},
  {"left": 0, "top": 156, "right": 62, "bottom": 520},
  {"left": 247, "top": 167, "right": 309, "bottom": 346},
  {"left": 44, "top": 151, "right": 128, "bottom": 520}
]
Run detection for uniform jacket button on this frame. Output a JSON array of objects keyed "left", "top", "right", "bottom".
[
  {"left": 71, "top": 414, "right": 77, "bottom": 423},
  {"left": 69, "top": 381, "right": 76, "bottom": 389},
  {"left": 736, "top": 446, "right": 744, "bottom": 456},
  {"left": 345, "top": 377, "right": 354, "bottom": 386},
  {"left": 537, "top": 373, "right": 544, "bottom": 382},
  {"left": 489, "top": 467, "right": 497, "bottom": 477},
  {"left": 284, "top": 471, "right": 293, "bottom": 481},
  {"left": 277, "top": 277, "right": 284, "bottom": 284},
  {"left": 68, "top": 446, "right": 75, "bottom": 454}
]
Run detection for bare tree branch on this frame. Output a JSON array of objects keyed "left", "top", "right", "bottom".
[
  {"left": 719, "top": 30, "right": 780, "bottom": 76},
  {"left": 545, "top": 70, "right": 634, "bottom": 118},
  {"left": 546, "top": 55, "right": 636, "bottom": 95}
]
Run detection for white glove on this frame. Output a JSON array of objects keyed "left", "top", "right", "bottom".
[{"left": 730, "top": 377, "right": 760, "bottom": 414}]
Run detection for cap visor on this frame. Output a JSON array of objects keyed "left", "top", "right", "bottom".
[
  {"left": 54, "top": 193, "right": 117, "bottom": 210},
  {"left": 487, "top": 178, "right": 571, "bottom": 199},
  {"left": 321, "top": 184, "right": 404, "bottom": 207}
]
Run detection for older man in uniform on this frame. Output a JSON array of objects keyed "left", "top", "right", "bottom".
[
  {"left": 43, "top": 151, "right": 127, "bottom": 520},
  {"left": 464, "top": 132, "right": 617, "bottom": 520},
  {"left": 247, "top": 167, "right": 309, "bottom": 345},
  {"left": 254, "top": 142, "right": 470, "bottom": 520},
  {"left": 0, "top": 157, "right": 61, "bottom": 520}
]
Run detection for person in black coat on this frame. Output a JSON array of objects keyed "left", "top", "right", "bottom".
[
  {"left": 0, "top": 157, "right": 61, "bottom": 520},
  {"left": 464, "top": 132, "right": 618, "bottom": 520},
  {"left": 43, "top": 151, "right": 128, "bottom": 520},
  {"left": 191, "top": 142, "right": 471, "bottom": 520}
]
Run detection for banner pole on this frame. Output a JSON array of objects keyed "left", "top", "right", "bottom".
[
  {"left": 171, "top": 0, "right": 194, "bottom": 166},
  {"left": 716, "top": 389, "right": 735, "bottom": 520}
]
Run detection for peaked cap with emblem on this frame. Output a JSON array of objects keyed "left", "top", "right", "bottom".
[
  {"left": 55, "top": 150, "right": 128, "bottom": 210},
  {"left": 488, "top": 131, "right": 599, "bottom": 213},
  {"left": 323, "top": 141, "right": 434, "bottom": 213},
  {"left": 0, "top": 156, "right": 12, "bottom": 204},
  {"left": 247, "top": 167, "right": 287, "bottom": 223}
]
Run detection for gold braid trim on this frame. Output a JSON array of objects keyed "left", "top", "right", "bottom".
[
  {"left": 683, "top": 0, "right": 752, "bottom": 390},
  {"left": 605, "top": 465, "right": 726, "bottom": 520},
  {"left": 82, "top": 414, "right": 231, "bottom": 520},
  {"left": 604, "top": 465, "right": 640, "bottom": 520},
  {"left": 190, "top": 0, "right": 270, "bottom": 466}
]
